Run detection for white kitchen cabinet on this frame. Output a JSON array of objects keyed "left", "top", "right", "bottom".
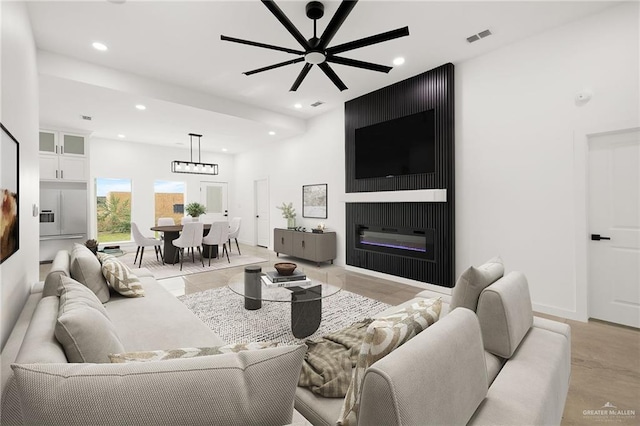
[{"left": 39, "top": 130, "right": 88, "bottom": 181}]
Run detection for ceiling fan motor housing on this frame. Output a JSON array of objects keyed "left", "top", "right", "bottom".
[{"left": 306, "top": 2, "right": 324, "bottom": 20}]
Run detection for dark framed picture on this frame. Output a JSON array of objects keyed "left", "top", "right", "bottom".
[
  {"left": 302, "top": 184, "right": 327, "bottom": 219},
  {"left": 1, "top": 123, "right": 19, "bottom": 264}
]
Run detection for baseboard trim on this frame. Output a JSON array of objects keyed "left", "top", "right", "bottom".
[
  {"left": 345, "top": 265, "right": 453, "bottom": 295},
  {"left": 532, "top": 302, "right": 587, "bottom": 322}
]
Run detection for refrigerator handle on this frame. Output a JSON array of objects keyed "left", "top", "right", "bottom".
[{"left": 59, "top": 192, "right": 63, "bottom": 234}]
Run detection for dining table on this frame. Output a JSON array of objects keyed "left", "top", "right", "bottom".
[{"left": 150, "top": 223, "right": 214, "bottom": 265}]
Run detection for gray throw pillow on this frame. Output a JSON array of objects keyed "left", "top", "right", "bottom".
[
  {"left": 11, "top": 345, "right": 306, "bottom": 426},
  {"left": 69, "top": 243, "right": 110, "bottom": 303},
  {"left": 450, "top": 256, "right": 504, "bottom": 312},
  {"left": 54, "top": 276, "right": 124, "bottom": 363}
]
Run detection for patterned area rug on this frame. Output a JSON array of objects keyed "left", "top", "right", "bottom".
[
  {"left": 178, "top": 286, "right": 392, "bottom": 345},
  {"left": 118, "top": 251, "right": 267, "bottom": 280}
]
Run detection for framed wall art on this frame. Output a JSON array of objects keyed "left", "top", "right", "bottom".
[
  {"left": 1, "top": 123, "right": 19, "bottom": 264},
  {"left": 302, "top": 183, "right": 327, "bottom": 219}
]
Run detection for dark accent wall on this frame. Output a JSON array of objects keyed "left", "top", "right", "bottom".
[
  {"left": 344, "top": 63, "right": 455, "bottom": 287},
  {"left": 347, "top": 202, "right": 453, "bottom": 286},
  {"left": 345, "top": 63, "right": 454, "bottom": 193}
]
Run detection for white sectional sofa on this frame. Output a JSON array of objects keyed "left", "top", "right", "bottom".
[
  {"left": 1, "top": 246, "right": 306, "bottom": 425},
  {"left": 1, "top": 248, "right": 570, "bottom": 425},
  {"left": 294, "top": 261, "right": 571, "bottom": 426}
]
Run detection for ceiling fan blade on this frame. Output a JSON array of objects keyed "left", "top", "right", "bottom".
[
  {"left": 327, "top": 26, "right": 410, "bottom": 55},
  {"left": 290, "top": 63, "right": 313, "bottom": 91},
  {"left": 326, "top": 56, "right": 392, "bottom": 73},
  {"left": 221, "top": 35, "right": 304, "bottom": 55},
  {"left": 318, "top": 0, "right": 358, "bottom": 50},
  {"left": 261, "top": 0, "right": 310, "bottom": 50},
  {"left": 318, "top": 63, "right": 347, "bottom": 91},
  {"left": 244, "top": 57, "right": 305, "bottom": 76}
]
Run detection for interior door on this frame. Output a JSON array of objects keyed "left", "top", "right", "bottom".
[
  {"left": 588, "top": 128, "right": 640, "bottom": 328},
  {"left": 200, "top": 182, "right": 228, "bottom": 223},
  {"left": 255, "top": 178, "right": 269, "bottom": 247}
]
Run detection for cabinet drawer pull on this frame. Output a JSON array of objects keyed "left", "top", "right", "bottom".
[
  {"left": 55, "top": 170, "right": 58, "bottom": 179},
  {"left": 281, "top": 237, "right": 284, "bottom": 245}
]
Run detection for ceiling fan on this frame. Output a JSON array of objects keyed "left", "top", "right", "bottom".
[{"left": 221, "top": 0, "right": 409, "bottom": 92}]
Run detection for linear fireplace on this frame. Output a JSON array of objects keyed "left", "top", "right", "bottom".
[{"left": 356, "top": 225, "right": 435, "bottom": 261}]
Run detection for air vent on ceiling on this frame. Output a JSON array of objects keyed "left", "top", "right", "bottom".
[
  {"left": 467, "top": 29, "right": 492, "bottom": 43},
  {"left": 310, "top": 101, "right": 325, "bottom": 108},
  {"left": 81, "top": 115, "right": 92, "bottom": 121}
]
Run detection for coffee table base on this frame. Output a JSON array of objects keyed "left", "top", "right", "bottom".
[{"left": 290, "top": 285, "right": 322, "bottom": 339}]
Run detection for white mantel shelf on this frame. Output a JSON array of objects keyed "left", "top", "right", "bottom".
[{"left": 343, "top": 189, "right": 447, "bottom": 203}]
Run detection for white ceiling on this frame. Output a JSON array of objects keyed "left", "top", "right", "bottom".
[{"left": 27, "top": 0, "right": 618, "bottom": 153}]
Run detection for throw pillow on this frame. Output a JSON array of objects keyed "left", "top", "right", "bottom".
[
  {"left": 55, "top": 276, "right": 124, "bottom": 363},
  {"left": 99, "top": 254, "right": 144, "bottom": 297},
  {"left": 109, "top": 341, "right": 278, "bottom": 363},
  {"left": 337, "top": 298, "right": 442, "bottom": 426},
  {"left": 450, "top": 256, "right": 504, "bottom": 312},
  {"left": 69, "top": 243, "right": 110, "bottom": 303},
  {"left": 11, "top": 345, "right": 307, "bottom": 426}
]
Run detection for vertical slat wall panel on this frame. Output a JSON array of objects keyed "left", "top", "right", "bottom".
[
  {"left": 345, "top": 63, "right": 454, "bottom": 193},
  {"left": 346, "top": 202, "right": 452, "bottom": 287},
  {"left": 344, "top": 63, "right": 455, "bottom": 287}
]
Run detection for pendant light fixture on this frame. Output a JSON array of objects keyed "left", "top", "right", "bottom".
[{"left": 171, "top": 133, "right": 219, "bottom": 175}]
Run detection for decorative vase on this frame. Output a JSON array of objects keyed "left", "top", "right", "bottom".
[{"left": 287, "top": 217, "right": 296, "bottom": 229}]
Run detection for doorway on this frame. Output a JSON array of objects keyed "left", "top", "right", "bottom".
[
  {"left": 200, "top": 182, "right": 228, "bottom": 223},
  {"left": 587, "top": 128, "right": 640, "bottom": 328},
  {"left": 254, "top": 178, "right": 269, "bottom": 248}
]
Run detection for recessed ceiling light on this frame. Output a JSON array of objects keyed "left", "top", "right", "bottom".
[
  {"left": 117, "top": 134, "right": 125, "bottom": 138},
  {"left": 268, "top": 131, "right": 276, "bottom": 136},
  {"left": 135, "top": 104, "right": 146, "bottom": 110},
  {"left": 294, "top": 103, "right": 302, "bottom": 109},
  {"left": 393, "top": 57, "right": 405, "bottom": 66},
  {"left": 222, "top": 148, "right": 228, "bottom": 152},
  {"left": 92, "top": 42, "right": 108, "bottom": 51}
]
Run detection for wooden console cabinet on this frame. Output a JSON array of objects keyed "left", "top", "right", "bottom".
[{"left": 274, "top": 228, "right": 336, "bottom": 266}]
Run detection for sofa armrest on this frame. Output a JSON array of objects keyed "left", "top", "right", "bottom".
[
  {"left": 43, "top": 250, "right": 70, "bottom": 297},
  {"left": 358, "top": 308, "right": 488, "bottom": 426}
]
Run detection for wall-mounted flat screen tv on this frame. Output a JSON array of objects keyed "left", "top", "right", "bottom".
[{"left": 354, "top": 109, "right": 435, "bottom": 179}]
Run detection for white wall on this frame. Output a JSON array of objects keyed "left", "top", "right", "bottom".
[
  {"left": 90, "top": 138, "right": 235, "bottom": 239},
  {"left": 231, "top": 3, "right": 638, "bottom": 321},
  {"left": 232, "top": 108, "right": 346, "bottom": 263},
  {"left": 0, "top": 2, "right": 40, "bottom": 349},
  {"left": 455, "top": 2, "right": 639, "bottom": 320}
]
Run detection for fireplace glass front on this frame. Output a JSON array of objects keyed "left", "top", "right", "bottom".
[{"left": 356, "top": 226, "right": 435, "bottom": 261}]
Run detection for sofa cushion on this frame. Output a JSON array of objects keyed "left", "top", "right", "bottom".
[
  {"left": 70, "top": 243, "right": 110, "bottom": 303},
  {"left": 357, "top": 308, "right": 488, "bottom": 426},
  {"left": 338, "top": 297, "right": 442, "bottom": 426},
  {"left": 98, "top": 253, "right": 144, "bottom": 297},
  {"left": 104, "top": 276, "right": 226, "bottom": 350},
  {"left": 11, "top": 345, "right": 307, "bottom": 426},
  {"left": 42, "top": 250, "right": 70, "bottom": 297},
  {"left": 450, "top": 256, "right": 504, "bottom": 311},
  {"left": 55, "top": 277, "right": 124, "bottom": 363},
  {"left": 109, "top": 341, "right": 278, "bottom": 363},
  {"left": 476, "top": 271, "right": 533, "bottom": 358}
]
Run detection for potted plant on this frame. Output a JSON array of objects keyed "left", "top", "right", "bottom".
[
  {"left": 277, "top": 202, "right": 296, "bottom": 229},
  {"left": 185, "top": 202, "right": 206, "bottom": 220},
  {"left": 85, "top": 238, "right": 98, "bottom": 255}
]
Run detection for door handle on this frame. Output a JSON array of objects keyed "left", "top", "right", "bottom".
[{"left": 591, "top": 234, "right": 611, "bottom": 241}]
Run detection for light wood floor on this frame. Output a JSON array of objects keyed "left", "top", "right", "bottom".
[{"left": 40, "top": 243, "right": 640, "bottom": 425}]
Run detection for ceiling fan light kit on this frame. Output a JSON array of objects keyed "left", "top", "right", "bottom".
[
  {"left": 171, "top": 133, "right": 219, "bottom": 176},
  {"left": 221, "top": 0, "right": 410, "bottom": 92}
]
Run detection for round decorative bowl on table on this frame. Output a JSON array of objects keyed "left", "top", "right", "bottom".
[{"left": 274, "top": 262, "right": 297, "bottom": 276}]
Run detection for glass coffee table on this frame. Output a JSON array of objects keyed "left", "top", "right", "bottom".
[{"left": 228, "top": 269, "right": 343, "bottom": 338}]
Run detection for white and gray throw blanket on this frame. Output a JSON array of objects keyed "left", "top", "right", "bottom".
[{"left": 298, "top": 319, "right": 374, "bottom": 398}]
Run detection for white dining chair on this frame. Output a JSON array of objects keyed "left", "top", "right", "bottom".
[
  {"left": 228, "top": 217, "right": 242, "bottom": 255},
  {"left": 181, "top": 216, "right": 195, "bottom": 224},
  {"left": 202, "top": 221, "right": 230, "bottom": 265},
  {"left": 172, "top": 221, "right": 204, "bottom": 270},
  {"left": 157, "top": 217, "right": 175, "bottom": 226},
  {"left": 131, "top": 222, "right": 163, "bottom": 267}
]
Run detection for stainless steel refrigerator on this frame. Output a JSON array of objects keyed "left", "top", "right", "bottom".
[{"left": 40, "top": 185, "right": 87, "bottom": 238}]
